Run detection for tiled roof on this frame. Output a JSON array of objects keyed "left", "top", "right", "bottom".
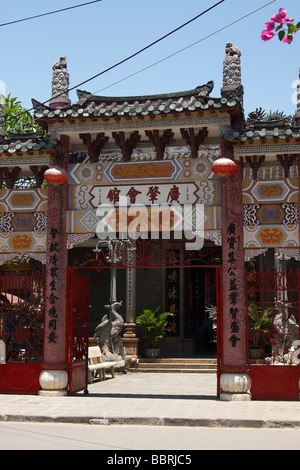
[
  {"left": 32, "top": 82, "right": 243, "bottom": 121},
  {"left": 222, "top": 109, "right": 300, "bottom": 143},
  {"left": 0, "top": 133, "right": 56, "bottom": 155}
]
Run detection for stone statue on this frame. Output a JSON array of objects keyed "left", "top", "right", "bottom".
[
  {"left": 225, "top": 42, "right": 242, "bottom": 57},
  {"left": 52, "top": 56, "right": 67, "bottom": 70},
  {"left": 94, "top": 301, "right": 129, "bottom": 367},
  {"left": 268, "top": 312, "right": 299, "bottom": 364}
]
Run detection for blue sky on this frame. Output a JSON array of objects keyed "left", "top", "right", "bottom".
[{"left": 1, "top": 0, "right": 299, "bottom": 119}]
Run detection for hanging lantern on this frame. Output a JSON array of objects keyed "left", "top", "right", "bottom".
[
  {"left": 211, "top": 157, "right": 237, "bottom": 177},
  {"left": 44, "top": 166, "right": 68, "bottom": 185}
]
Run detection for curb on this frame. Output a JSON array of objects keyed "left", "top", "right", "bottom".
[{"left": 1, "top": 415, "right": 300, "bottom": 429}]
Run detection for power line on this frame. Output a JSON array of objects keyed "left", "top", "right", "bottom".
[
  {"left": 3, "top": 0, "right": 277, "bottom": 127},
  {"left": 3, "top": 0, "right": 226, "bottom": 126},
  {"left": 94, "top": 0, "right": 277, "bottom": 95},
  {"left": 32, "top": 0, "right": 226, "bottom": 111},
  {"left": 0, "top": 0, "right": 103, "bottom": 28}
]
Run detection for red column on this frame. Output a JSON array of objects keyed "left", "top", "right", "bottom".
[
  {"left": 299, "top": 155, "right": 300, "bottom": 250},
  {"left": 39, "top": 136, "right": 69, "bottom": 396},
  {"left": 219, "top": 141, "right": 251, "bottom": 400}
]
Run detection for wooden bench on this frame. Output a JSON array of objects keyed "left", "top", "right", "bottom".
[{"left": 88, "top": 346, "right": 116, "bottom": 384}]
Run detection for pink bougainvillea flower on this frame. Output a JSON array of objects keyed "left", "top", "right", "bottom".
[
  {"left": 282, "top": 16, "right": 294, "bottom": 23},
  {"left": 265, "top": 21, "right": 275, "bottom": 30},
  {"left": 283, "top": 34, "right": 293, "bottom": 44},
  {"left": 261, "top": 30, "right": 275, "bottom": 41},
  {"left": 271, "top": 8, "right": 287, "bottom": 23}
]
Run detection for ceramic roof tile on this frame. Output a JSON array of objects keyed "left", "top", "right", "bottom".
[{"left": 32, "top": 81, "right": 243, "bottom": 122}]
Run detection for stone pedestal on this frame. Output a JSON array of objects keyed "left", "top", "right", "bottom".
[
  {"left": 123, "top": 323, "right": 139, "bottom": 367},
  {"left": 220, "top": 373, "right": 252, "bottom": 401},
  {"left": 39, "top": 370, "right": 68, "bottom": 397}
]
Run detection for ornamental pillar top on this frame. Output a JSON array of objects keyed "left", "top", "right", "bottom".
[
  {"left": 221, "top": 43, "right": 243, "bottom": 104},
  {"left": 295, "top": 68, "right": 300, "bottom": 126},
  {"left": 49, "top": 56, "right": 71, "bottom": 109}
]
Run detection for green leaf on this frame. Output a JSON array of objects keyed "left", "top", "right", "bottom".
[
  {"left": 278, "top": 30, "right": 285, "bottom": 41},
  {"left": 288, "top": 24, "right": 297, "bottom": 33}
]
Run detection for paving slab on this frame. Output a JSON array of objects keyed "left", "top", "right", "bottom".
[{"left": 0, "top": 373, "right": 300, "bottom": 428}]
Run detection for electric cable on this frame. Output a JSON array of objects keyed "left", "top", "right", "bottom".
[
  {"left": 0, "top": 1, "right": 103, "bottom": 28},
  {"left": 3, "top": 0, "right": 277, "bottom": 127},
  {"left": 3, "top": 0, "right": 226, "bottom": 125},
  {"left": 37, "top": 1, "right": 227, "bottom": 109},
  {"left": 93, "top": 0, "right": 277, "bottom": 95}
]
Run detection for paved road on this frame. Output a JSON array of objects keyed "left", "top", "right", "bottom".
[{"left": 0, "top": 422, "right": 300, "bottom": 450}]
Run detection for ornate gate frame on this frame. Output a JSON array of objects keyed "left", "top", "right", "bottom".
[{"left": 69, "top": 239, "right": 223, "bottom": 395}]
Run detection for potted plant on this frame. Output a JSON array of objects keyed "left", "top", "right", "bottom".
[
  {"left": 248, "top": 303, "right": 277, "bottom": 359},
  {"left": 136, "top": 307, "right": 172, "bottom": 358}
]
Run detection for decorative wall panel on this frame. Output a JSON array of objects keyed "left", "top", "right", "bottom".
[
  {"left": 0, "top": 188, "right": 48, "bottom": 212},
  {"left": 68, "top": 158, "right": 220, "bottom": 185},
  {"left": 244, "top": 224, "right": 299, "bottom": 248},
  {"left": 242, "top": 179, "right": 298, "bottom": 204},
  {"left": 242, "top": 178, "right": 299, "bottom": 249},
  {"left": 0, "top": 189, "right": 48, "bottom": 254},
  {"left": 0, "top": 232, "right": 46, "bottom": 253}
]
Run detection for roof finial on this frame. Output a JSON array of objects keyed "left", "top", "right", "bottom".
[
  {"left": 49, "top": 56, "right": 71, "bottom": 109},
  {"left": 221, "top": 43, "right": 243, "bottom": 103},
  {"left": 294, "top": 68, "right": 300, "bottom": 126},
  {"left": 0, "top": 91, "right": 5, "bottom": 143}
]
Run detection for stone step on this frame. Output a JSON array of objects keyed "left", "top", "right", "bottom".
[
  {"left": 137, "top": 362, "right": 216, "bottom": 369},
  {"left": 139, "top": 358, "right": 217, "bottom": 364},
  {"left": 131, "top": 367, "right": 217, "bottom": 374},
  {"left": 130, "top": 357, "right": 217, "bottom": 373}
]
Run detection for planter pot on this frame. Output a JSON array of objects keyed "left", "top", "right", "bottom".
[
  {"left": 145, "top": 348, "right": 160, "bottom": 358},
  {"left": 249, "top": 345, "right": 264, "bottom": 360},
  {"left": 0, "top": 262, "right": 32, "bottom": 271}
]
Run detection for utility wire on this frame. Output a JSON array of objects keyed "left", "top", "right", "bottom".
[
  {"left": 94, "top": 0, "right": 277, "bottom": 95},
  {"left": 3, "top": 0, "right": 225, "bottom": 126},
  {"left": 3, "top": 0, "right": 276, "bottom": 127},
  {"left": 31, "top": 0, "right": 226, "bottom": 111},
  {"left": 0, "top": 0, "right": 103, "bottom": 28},
  {"left": 61, "top": 0, "right": 226, "bottom": 97}
]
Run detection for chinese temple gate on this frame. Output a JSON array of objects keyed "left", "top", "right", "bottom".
[{"left": 0, "top": 45, "right": 299, "bottom": 399}]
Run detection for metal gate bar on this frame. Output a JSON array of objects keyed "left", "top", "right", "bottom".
[
  {"left": 246, "top": 268, "right": 300, "bottom": 400},
  {"left": 67, "top": 269, "right": 90, "bottom": 395},
  {"left": 0, "top": 271, "right": 45, "bottom": 394}
]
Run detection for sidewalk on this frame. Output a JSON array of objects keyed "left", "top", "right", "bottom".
[{"left": 1, "top": 372, "right": 300, "bottom": 428}]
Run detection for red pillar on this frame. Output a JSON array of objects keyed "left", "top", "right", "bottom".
[
  {"left": 219, "top": 141, "right": 251, "bottom": 400},
  {"left": 39, "top": 135, "right": 70, "bottom": 396}
]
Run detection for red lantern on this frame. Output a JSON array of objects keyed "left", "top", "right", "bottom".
[
  {"left": 44, "top": 166, "right": 68, "bottom": 185},
  {"left": 211, "top": 157, "right": 237, "bottom": 177}
]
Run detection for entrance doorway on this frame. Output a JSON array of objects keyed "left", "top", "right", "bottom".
[
  {"left": 69, "top": 240, "right": 222, "bottom": 360},
  {"left": 185, "top": 267, "right": 219, "bottom": 356}
]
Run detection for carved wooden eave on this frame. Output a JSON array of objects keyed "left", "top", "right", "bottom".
[
  {"left": 180, "top": 127, "right": 208, "bottom": 158},
  {"left": 79, "top": 132, "right": 109, "bottom": 163}
]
